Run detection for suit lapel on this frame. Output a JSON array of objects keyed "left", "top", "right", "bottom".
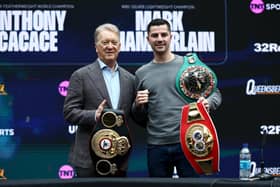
[
  {"left": 86, "top": 61, "right": 112, "bottom": 108},
  {"left": 118, "top": 68, "right": 126, "bottom": 109}
]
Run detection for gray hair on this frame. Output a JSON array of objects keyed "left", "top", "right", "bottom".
[{"left": 94, "top": 23, "right": 120, "bottom": 44}]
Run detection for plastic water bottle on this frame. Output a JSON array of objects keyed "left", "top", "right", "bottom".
[{"left": 239, "top": 143, "right": 251, "bottom": 180}]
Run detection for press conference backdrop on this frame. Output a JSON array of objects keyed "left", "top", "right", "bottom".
[{"left": 0, "top": 0, "right": 279, "bottom": 179}]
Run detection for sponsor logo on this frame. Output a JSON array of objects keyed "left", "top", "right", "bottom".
[
  {"left": 250, "top": 0, "right": 280, "bottom": 14},
  {"left": 58, "top": 164, "right": 75, "bottom": 179},
  {"left": 58, "top": 80, "right": 69, "bottom": 97},
  {"left": 246, "top": 79, "right": 280, "bottom": 95}
]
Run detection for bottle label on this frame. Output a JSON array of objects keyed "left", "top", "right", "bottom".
[{"left": 240, "top": 160, "right": 251, "bottom": 169}]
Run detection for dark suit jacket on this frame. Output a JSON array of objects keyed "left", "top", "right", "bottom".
[{"left": 63, "top": 60, "right": 136, "bottom": 170}]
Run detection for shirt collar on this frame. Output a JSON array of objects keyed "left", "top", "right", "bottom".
[{"left": 98, "top": 59, "right": 119, "bottom": 71}]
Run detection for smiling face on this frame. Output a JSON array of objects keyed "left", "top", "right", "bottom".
[
  {"left": 146, "top": 24, "right": 172, "bottom": 55},
  {"left": 95, "top": 30, "right": 121, "bottom": 68}
]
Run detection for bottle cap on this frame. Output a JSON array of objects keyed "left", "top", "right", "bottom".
[{"left": 242, "top": 143, "right": 248, "bottom": 147}]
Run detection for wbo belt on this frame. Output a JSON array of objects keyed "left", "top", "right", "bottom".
[
  {"left": 89, "top": 109, "right": 131, "bottom": 176},
  {"left": 176, "top": 53, "right": 220, "bottom": 175}
]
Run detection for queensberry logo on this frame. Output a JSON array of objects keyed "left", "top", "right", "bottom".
[{"left": 246, "top": 79, "right": 280, "bottom": 95}]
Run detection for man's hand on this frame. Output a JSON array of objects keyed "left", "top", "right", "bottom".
[
  {"left": 95, "top": 99, "right": 107, "bottom": 122},
  {"left": 135, "top": 89, "right": 149, "bottom": 107},
  {"left": 197, "top": 97, "right": 209, "bottom": 112}
]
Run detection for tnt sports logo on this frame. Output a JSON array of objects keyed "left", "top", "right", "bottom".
[
  {"left": 58, "top": 165, "right": 75, "bottom": 179},
  {"left": 250, "top": 0, "right": 280, "bottom": 14},
  {"left": 250, "top": 0, "right": 265, "bottom": 14},
  {"left": 58, "top": 80, "right": 69, "bottom": 97}
]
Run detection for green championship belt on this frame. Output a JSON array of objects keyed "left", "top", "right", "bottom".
[
  {"left": 176, "top": 53, "right": 220, "bottom": 175},
  {"left": 176, "top": 53, "right": 218, "bottom": 102}
]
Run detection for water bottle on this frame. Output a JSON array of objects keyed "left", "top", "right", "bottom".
[{"left": 239, "top": 143, "right": 251, "bottom": 180}]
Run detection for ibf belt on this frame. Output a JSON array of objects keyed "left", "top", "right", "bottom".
[
  {"left": 89, "top": 109, "right": 131, "bottom": 176},
  {"left": 180, "top": 102, "right": 220, "bottom": 175}
]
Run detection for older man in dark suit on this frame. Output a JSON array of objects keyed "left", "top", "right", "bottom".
[{"left": 63, "top": 23, "right": 136, "bottom": 177}]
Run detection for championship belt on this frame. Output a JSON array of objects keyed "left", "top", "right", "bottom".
[
  {"left": 176, "top": 53, "right": 220, "bottom": 175},
  {"left": 175, "top": 53, "right": 218, "bottom": 102},
  {"left": 180, "top": 102, "right": 220, "bottom": 175},
  {"left": 89, "top": 109, "right": 131, "bottom": 176}
]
